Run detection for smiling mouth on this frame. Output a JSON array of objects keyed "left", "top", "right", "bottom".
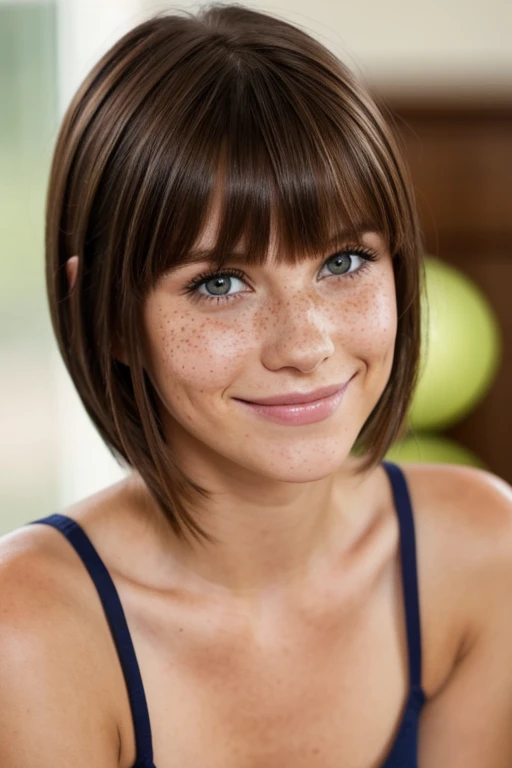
[{"left": 232, "top": 376, "right": 354, "bottom": 426}]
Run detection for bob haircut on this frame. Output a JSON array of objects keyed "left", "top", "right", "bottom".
[{"left": 46, "top": 2, "right": 425, "bottom": 545}]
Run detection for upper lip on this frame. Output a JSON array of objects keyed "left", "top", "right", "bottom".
[{"left": 237, "top": 378, "right": 353, "bottom": 406}]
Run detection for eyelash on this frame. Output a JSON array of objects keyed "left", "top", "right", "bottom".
[{"left": 183, "top": 245, "right": 379, "bottom": 305}]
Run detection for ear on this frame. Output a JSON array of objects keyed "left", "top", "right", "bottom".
[{"left": 66, "top": 255, "right": 79, "bottom": 291}]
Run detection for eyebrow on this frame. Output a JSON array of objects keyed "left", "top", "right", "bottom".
[{"left": 181, "top": 222, "right": 381, "bottom": 267}]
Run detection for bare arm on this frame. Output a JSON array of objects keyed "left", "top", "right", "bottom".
[
  {"left": 418, "top": 469, "right": 512, "bottom": 767},
  {"left": 0, "top": 549, "right": 120, "bottom": 767}
]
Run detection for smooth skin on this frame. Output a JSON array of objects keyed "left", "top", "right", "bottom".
[{"left": 1, "top": 201, "right": 512, "bottom": 766}]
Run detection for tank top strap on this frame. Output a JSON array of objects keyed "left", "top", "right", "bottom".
[
  {"left": 381, "top": 461, "right": 425, "bottom": 698},
  {"left": 28, "top": 513, "right": 155, "bottom": 767}
]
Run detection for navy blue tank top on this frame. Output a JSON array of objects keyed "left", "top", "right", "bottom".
[{"left": 28, "top": 460, "right": 426, "bottom": 767}]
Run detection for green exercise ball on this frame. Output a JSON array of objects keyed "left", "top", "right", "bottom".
[
  {"left": 385, "top": 432, "right": 487, "bottom": 469},
  {"left": 408, "top": 257, "right": 501, "bottom": 431}
]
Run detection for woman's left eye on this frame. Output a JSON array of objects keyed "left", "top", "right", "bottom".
[
  {"left": 184, "top": 246, "right": 378, "bottom": 305},
  {"left": 319, "top": 249, "right": 377, "bottom": 280}
]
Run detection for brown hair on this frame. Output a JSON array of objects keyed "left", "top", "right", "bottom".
[{"left": 45, "top": 2, "right": 425, "bottom": 545}]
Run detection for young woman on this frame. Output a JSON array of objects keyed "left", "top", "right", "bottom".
[{"left": 1, "top": 4, "right": 511, "bottom": 767}]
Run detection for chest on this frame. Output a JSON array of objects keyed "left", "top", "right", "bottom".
[
  {"left": 114, "top": 526, "right": 458, "bottom": 768},
  {"left": 142, "top": 613, "right": 407, "bottom": 767}
]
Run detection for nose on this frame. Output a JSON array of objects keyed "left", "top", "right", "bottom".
[{"left": 260, "top": 297, "right": 335, "bottom": 373}]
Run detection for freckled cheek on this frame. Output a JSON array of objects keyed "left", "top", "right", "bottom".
[
  {"left": 144, "top": 308, "right": 253, "bottom": 392},
  {"left": 336, "top": 285, "right": 397, "bottom": 359}
]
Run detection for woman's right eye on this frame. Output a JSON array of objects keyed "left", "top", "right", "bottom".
[{"left": 184, "top": 268, "right": 249, "bottom": 305}]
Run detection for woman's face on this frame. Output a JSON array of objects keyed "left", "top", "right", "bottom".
[{"left": 140, "top": 214, "right": 397, "bottom": 485}]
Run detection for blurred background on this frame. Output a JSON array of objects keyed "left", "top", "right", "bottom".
[{"left": 1, "top": 0, "right": 511, "bottom": 535}]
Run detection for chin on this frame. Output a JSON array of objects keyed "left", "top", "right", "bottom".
[{"left": 235, "top": 443, "right": 353, "bottom": 484}]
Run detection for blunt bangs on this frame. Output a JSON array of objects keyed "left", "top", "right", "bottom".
[
  {"left": 46, "top": 3, "right": 424, "bottom": 544},
  {"left": 97, "top": 29, "right": 409, "bottom": 297}
]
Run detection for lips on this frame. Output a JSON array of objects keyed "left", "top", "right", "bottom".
[
  {"left": 234, "top": 377, "right": 353, "bottom": 426},
  {"left": 236, "top": 378, "right": 353, "bottom": 406}
]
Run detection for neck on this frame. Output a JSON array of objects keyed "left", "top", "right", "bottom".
[{"left": 132, "top": 453, "right": 380, "bottom": 603}]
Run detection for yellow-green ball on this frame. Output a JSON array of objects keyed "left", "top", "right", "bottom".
[{"left": 409, "top": 257, "right": 502, "bottom": 430}]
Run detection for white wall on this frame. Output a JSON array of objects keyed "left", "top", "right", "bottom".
[{"left": 57, "top": 0, "right": 148, "bottom": 110}]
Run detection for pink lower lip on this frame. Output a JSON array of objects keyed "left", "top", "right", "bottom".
[{"left": 234, "top": 379, "right": 352, "bottom": 426}]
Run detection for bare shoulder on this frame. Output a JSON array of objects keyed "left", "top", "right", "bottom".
[
  {"left": 397, "top": 459, "right": 512, "bottom": 518},
  {"left": 397, "top": 460, "right": 512, "bottom": 558},
  {"left": 389, "top": 466, "right": 512, "bottom": 764},
  {"left": 396, "top": 461, "right": 512, "bottom": 653},
  {"left": 0, "top": 523, "right": 122, "bottom": 765}
]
